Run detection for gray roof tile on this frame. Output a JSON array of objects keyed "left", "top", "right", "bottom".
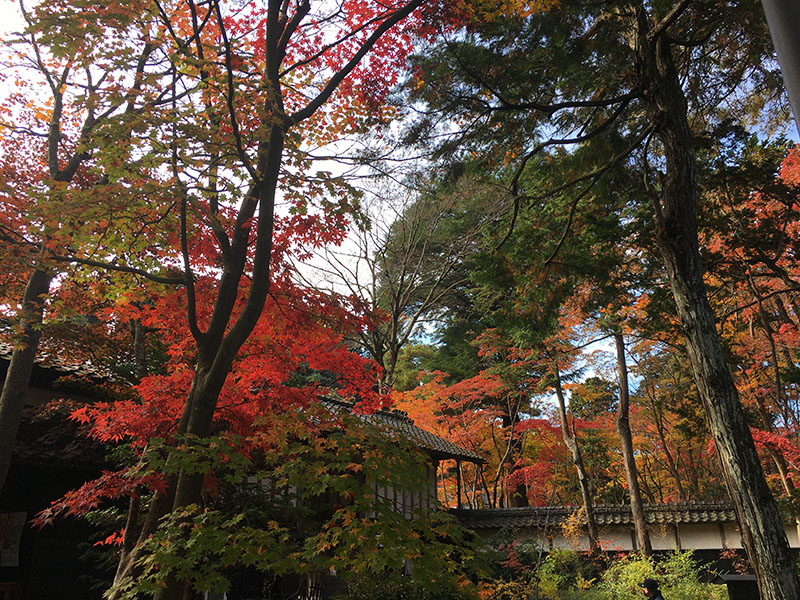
[
  {"left": 321, "top": 398, "right": 484, "bottom": 463},
  {"left": 451, "top": 502, "right": 739, "bottom": 529},
  {"left": 0, "top": 339, "right": 114, "bottom": 381}
]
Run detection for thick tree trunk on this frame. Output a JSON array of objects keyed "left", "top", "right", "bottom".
[
  {"left": 636, "top": 6, "right": 800, "bottom": 597},
  {"left": 149, "top": 121, "right": 285, "bottom": 600},
  {"left": 109, "top": 125, "right": 285, "bottom": 600},
  {"left": 0, "top": 267, "right": 54, "bottom": 492},
  {"left": 553, "top": 363, "right": 600, "bottom": 553},
  {"left": 614, "top": 332, "right": 652, "bottom": 556}
]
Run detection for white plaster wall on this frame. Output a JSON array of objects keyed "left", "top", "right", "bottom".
[
  {"left": 468, "top": 519, "right": 800, "bottom": 551},
  {"left": 550, "top": 533, "right": 587, "bottom": 551},
  {"left": 597, "top": 529, "right": 632, "bottom": 552},
  {"left": 644, "top": 523, "right": 679, "bottom": 551},
  {"left": 720, "top": 523, "right": 743, "bottom": 549},
  {"left": 784, "top": 522, "right": 800, "bottom": 548},
  {"left": 658, "top": 524, "right": 718, "bottom": 550}
]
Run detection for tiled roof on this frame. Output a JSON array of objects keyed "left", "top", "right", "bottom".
[
  {"left": 0, "top": 339, "right": 114, "bottom": 382},
  {"left": 451, "top": 502, "right": 738, "bottom": 529},
  {"left": 320, "top": 398, "right": 484, "bottom": 463},
  {"left": 0, "top": 337, "right": 478, "bottom": 464},
  {"left": 12, "top": 405, "right": 107, "bottom": 468}
]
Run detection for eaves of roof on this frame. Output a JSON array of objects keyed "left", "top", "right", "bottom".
[
  {"left": 320, "top": 397, "right": 485, "bottom": 464},
  {"left": 0, "top": 340, "right": 115, "bottom": 383},
  {"left": 451, "top": 502, "right": 739, "bottom": 529}
]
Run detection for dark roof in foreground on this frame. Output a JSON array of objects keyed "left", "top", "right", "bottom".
[
  {"left": 451, "top": 502, "right": 738, "bottom": 529},
  {"left": 0, "top": 339, "right": 114, "bottom": 383},
  {"left": 2, "top": 334, "right": 481, "bottom": 464},
  {"left": 321, "top": 397, "right": 484, "bottom": 463}
]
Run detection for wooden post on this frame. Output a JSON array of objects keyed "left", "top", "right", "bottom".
[{"left": 456, "top": 459, "right": 462, "bottom": 510}]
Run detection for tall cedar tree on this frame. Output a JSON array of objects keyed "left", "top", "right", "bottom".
[{"left": 405, "top": 1, "right": 799, "bottom": 597}]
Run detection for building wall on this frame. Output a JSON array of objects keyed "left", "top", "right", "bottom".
[
  {"left": 489, "top": 521, "right": 800, "bottom": 552},
  {"left": 374, "top": 463, "right": 438, "bottom": 518}
]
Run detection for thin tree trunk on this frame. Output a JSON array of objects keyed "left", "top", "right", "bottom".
[
  {"left": 746, "top": 309, "right": 800, "bottom": 546},
  {"left": 614, "top": 332, "right": 652, "bottom": 556},
  {"left": 645, "top": 387, "right": 687, "bottom": 500},
  {"left": 636, "top": 5, "right": 800, "bottom": 596},
  {"left": 0, "top": 267, "right": 54, "bottom": 492},
  {"left": 470, "top": 466, "right": 481, "bottom": 508},
  {"left": 440, "top": 462, "right": 450, "bottom": 506},
  {"left": 112, "top": 322, "right": 149, "bottom": 586},
  {"left": 552, "top": 363, "right": 600, "bottom": 553},
  {"left": 131, "top": 318, "right": 148, "bottom": 380},
  {"left": 479, "top": 468, "right": 493, "bottom": 508},
  {"left": 752, "top": 282, "right": 794, "bottom": 429},
  {"left": 503, "top": 402, "right": 529, "bottom": 507},
  {"left": 772, "top": 295, "right": 798, "bottom": 329}
]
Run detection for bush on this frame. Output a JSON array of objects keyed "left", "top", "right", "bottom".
[
  {"left": 536, "top": 549, "right": 604, "bottom": 600},
  {"left": 478, "top": 578, "right": 537, "bottom": 599},
  {"left": 480, "top": 549, "right": 727, "bottom": 599},
  {"left": 599, "top": 551, "right": 726, "bottom": 600}
]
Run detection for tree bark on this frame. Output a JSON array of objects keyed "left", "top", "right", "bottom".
[
  {"left": 131, "top": 318, "right": 148, "bottom": 381},
  {"left": 636, "top": 4, "right": 800, "bottom": 597},
  {"left": 552, "top": 363, "right": 600, "bottom": 553},
  {"left": 614, "top": 332, "right": 652, "bottom": 556},
  {"left": 151, "top": 123, "right": 285, "bottom": 600},
  {"left": 0, "top": 267, "right": 54, "bottom": 492}
]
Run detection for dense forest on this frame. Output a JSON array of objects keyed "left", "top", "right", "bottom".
[{"left": 1, "top": 0, "right": 799, "bottom": 598}]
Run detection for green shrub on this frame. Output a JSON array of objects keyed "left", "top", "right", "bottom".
[
  {"left": 480, "top": 549, "right": 727, "bottom": 600},
  {"left": 597, "top": 553, "right": 654, "bottom": 600},
  {"left": 599, "top": 551, "right": 726, "bottom": 600},
  {"left": 535, "top": 549, "right": 603, "bottom": 600}
]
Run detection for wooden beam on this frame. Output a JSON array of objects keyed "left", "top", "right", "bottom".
[{"left": 456, "top": 459, "right": 462, "bottom": 510}]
